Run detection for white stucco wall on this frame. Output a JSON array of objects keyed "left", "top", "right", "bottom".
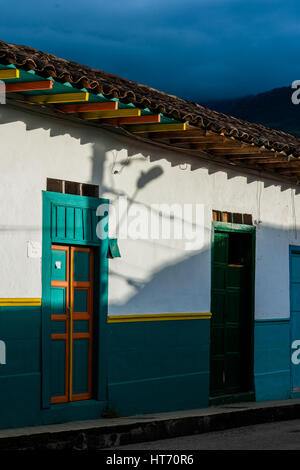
[{"left": 0, "top": 104, "right": 299, "bottom": 319}]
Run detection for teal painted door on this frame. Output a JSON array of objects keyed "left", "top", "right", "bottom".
[
  {"left": 50, "top": 245, "right": 94, "bottom": 403},
  {"left": 210, "top": 231, "right": 252, "bottom": 396},
  {"left": 290, "top": 249, "right": 300, "bottom": 391}
]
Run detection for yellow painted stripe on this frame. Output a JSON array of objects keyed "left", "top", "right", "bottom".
[
  {"left": 0, "top": 298, "right": 41, "bottom": 307},
  {"left": 0, "top": 69, "right": 20, "bottom": 79},
  {"left": 125, "top": 123, "right": 187, "bottom": 133},
  {"left": 82, "top": 108, "right": 141, "bottom": 120},
  {"left": 27, "top": 92, "right": 89, "bottom": 104},
  {"left": 107, "top": 312, "right": 212, "bottom": 323}
]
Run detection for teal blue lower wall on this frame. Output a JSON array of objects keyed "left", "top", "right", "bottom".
[
  {"left": 254, "top": 319, "right": 291, "bottom": 401},
  {"left": 0, "top": 305, "right": 295, "bottom": 429},
  {"left": 0, "top": 306, "right": 106, "bottom": 430},
  {"left": 107, "top": 319, "right": 211, "bottom": 416},
  {"left": 0, "top": 305, "right": 210, "bottom": 428},
  {"left": 0, "top": 306, "right": 41, "bottom": 428}
]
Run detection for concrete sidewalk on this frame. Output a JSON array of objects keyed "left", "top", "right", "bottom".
[{"left": 1, "top": 398, "right": 300, "bottom": 450}]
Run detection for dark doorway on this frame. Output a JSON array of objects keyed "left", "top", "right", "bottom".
[{"left": 210, "top": 228, "right": 254, "bottom": 400}]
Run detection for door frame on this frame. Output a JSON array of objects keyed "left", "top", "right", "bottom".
[
  {"left": 210, "top": 221, "right": 256, "bottom": 398},
  {"left": 41, "top": 191, "right": 109, "bottom": 409},
  {"left": 289, "top": 245, "right": 300, "bottom": 394}
]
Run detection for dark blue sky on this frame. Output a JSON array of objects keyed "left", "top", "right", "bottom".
[{"left": 1, "top": 0, "right": 300, "bottom": 101}]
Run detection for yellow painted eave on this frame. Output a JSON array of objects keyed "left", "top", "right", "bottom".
[
  {"left": 0, "top": 69, "right": 20, "bottom": 80},
  {"left": 27, "top": 92, "right": 89, "bottom": 104},
  {"left": 82, "top": 108, "right": 141, "bottom": 120}
]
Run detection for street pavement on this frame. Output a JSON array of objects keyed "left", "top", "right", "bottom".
[
  {"left": 114, "top": 419, "right": 300, "bottom": 450},
  {"left": 2, "top": 399, "right": 300, "bottom": 450}
]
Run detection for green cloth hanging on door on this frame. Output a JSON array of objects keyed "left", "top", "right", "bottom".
[{"left": 108, "top": 238, "right": 121, "bottom": 258}]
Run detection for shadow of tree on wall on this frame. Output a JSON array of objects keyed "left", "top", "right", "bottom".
[{"left": 0, "top": 101, "right": 298, "bottom": 313}]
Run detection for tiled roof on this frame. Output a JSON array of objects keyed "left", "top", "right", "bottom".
[{"left": 1, "top": 39, "right": 300, "bottom": 158}]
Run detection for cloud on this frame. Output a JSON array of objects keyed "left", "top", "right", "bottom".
[{"left": 0, "top": 0, "right": 300, "bottom": 100}]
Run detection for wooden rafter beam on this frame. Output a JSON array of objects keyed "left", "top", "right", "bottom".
[
  {"left": 226, "top": 152, "right": 277, "bottom": 160},
  {"left": 245, "top": 159, "right": 292, "bottom": 166},
  {"left": 276, "top": 168, "right": 300, "bottom": 175},
  {"left": 211, "top": 148, "right": 266, "bottom": 155},
  {"left": 129, "top": 129, "right": 300, "bottom": 184},
  {"left": 258, "top": 159, "right": 300, "bottom": 167},
  {"left": 161, "top": 142, "right": 233, "bottom": 151},
  {"left": 27, "top": 92, "right": 89, "bottom": 104},
  {"left": 81, "top": 108, "right": 141, "bottom": 120},
  {"left": 0, "top": 69, "right": 19, "bottom": 79},
  {"left": 101, "top": 115, "right": 161, "bottom": 125},
  {"left": 191, "top": 143, "right": 242, "bottom": 151},
  {"left": 163, "top": 139, "right": 239, "bottom": 149},
  {"left": 150, "top": 129, "right": 205, "bottom": 140},
  {"left": 169, "top": 135, "right": 227, "bottom": 144},
  {"left": 126, "top": 123, "right": 186, "bottom": 134},
  {"left": 57, "top": 101, "right": 118, "bottom": 113},
  {"left": 5, "top": 80, "right": 54, "bottom": 93}
]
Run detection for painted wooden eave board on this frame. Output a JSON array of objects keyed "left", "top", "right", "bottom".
[
  {"left": 27, "top": 91, "right": 89, "bottom": 104},
  {"left": 81, "top": 108, "right": 141, "bottom": 120},
  {"left": 0, "top": 68, "right": 20, "bottom": 79},
  {"left": 0, "top": 63, "right": 184, "bottom": 127},
  {"left": 5, "top": 80, "right": 54, "bottom": 93}
]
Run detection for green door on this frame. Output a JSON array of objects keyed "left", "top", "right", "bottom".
[
  {"left": 210, "top": 231, "right": 252, "bottom": 397},
  {"left": 290, "top": 248, "right": 300, "bottom": 391},
  {"left": 50, "top": 244, "right": 94, "bottom": 403}
]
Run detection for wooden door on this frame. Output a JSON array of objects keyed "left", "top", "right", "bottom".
[
  {"left": 50, "top": 245, "right": 94, "bottom": 403},
  {"left": 210, "top": 231, "right": 252, "bottom": 396}
]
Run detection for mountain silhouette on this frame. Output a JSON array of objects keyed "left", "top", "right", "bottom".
[{"left": 204, "top": 86, "right": 300, "bottom": 137}]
